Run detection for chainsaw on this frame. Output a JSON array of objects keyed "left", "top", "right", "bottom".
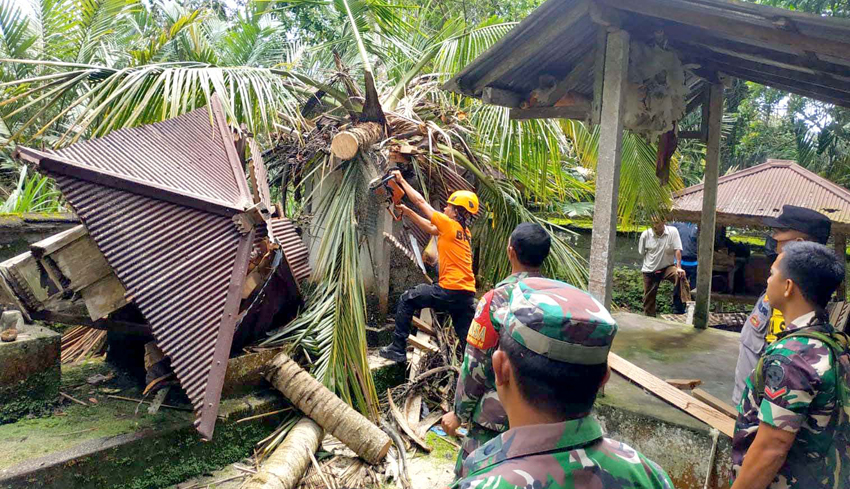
[{"left": 368, "top": 169, "right": 405, "bottom": 221}]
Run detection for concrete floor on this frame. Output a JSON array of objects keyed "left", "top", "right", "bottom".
[{"left": 603, "top": 311, "right": 740, "bottom": 432}]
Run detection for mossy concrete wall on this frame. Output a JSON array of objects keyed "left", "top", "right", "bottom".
[
  {"left": 0, "top": 392, "right": 286, "bottom": 489},
  {"left": 0, "top": 325, "right": 60, "bottom": 424}
]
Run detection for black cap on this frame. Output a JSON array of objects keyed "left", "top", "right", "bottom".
[{"left": 763, "top": 205, "right": 831, "bottom": 244}]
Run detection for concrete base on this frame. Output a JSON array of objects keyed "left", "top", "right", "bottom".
[
  {"left": 597, "top": 312, "right": 739, "bottom": 489},
  {"left": 0, "top": 325, "right": 60, "bottom": 424}
]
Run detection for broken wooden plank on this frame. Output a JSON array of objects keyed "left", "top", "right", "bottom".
[
  {"left": 411, "top": 316, "right": 435, "bottom": 336},
  {"left": 408, "top": 334, "right": 439, "bottom": 354},
  {"left": 608, "top": 353, "right": 735, "bottom": 437},
  {"left": 79, "top": 273, "right": 128, "bottom": 321},
  {"left": 404, "top": 394, "right": 423, "bottom": 431},
  {"left": 665, "top": 378, "right": 703, "bottom": 390},
  {"left": 31, "top": 225, "right": 87, "bottom": 258},
  {"left": 50, "top": 235, "right": 112, "bottom": 291},
  {"left": 692, "top": 388, "right": 739, "bottom": 420},
  {"left": 387, "top": 389, "right": 431, "bottom": 453},
  {"left": 0, "top": 273, "right": 31, "bottom": 321},
  {"left": 0, "top": 252, "right": 57, "bottom": 310}
]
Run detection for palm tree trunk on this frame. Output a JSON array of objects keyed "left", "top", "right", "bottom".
[
  {"left": 242, "top": 418, "right": 323, "bottom": 489},
  {"left": 265, "top": 352, "right": 391, "bottom": 464}
]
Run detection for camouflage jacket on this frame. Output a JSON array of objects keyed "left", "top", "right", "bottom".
[
  {"left": 732, "top": 312, "right": 850, "bottom": 489},
  {"left": 451, "top": 417, "right": 674, "bottom": 489},
  {"left": 454, "top": 272, "right": 541, "bottom": 432}
]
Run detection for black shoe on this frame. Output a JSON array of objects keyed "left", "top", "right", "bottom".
[{"left": 379, "top": 344, "right": 407, "bottom": 363}]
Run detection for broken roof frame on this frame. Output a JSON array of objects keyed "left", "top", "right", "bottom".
[{"left": 15, "top": 94, "right": 280, "bottom": 439}]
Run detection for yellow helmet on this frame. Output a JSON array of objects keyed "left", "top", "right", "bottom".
[{"left": 448, "top": 190, "right": 479, "bottom": 215}]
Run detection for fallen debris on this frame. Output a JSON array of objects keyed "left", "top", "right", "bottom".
[
  {"left": 1, "top": 328, "right": 17, "bottom": 342},
  {"left": 60, "top": 392, "right": 89, "bottom": 406},
  {"left": 61, "top": 326, "right": 107, "bottom": 364},
  {"left": 265, "top": 352, "right": 392, "bottom": 464},
  {"left": 243, "top": 418, "right": 323, "bottom": 489}
]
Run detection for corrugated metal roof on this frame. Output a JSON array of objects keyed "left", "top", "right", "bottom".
[
  {"left": 671, "top": 160, "right": 850, "bottom": 231},
  {"left": 269, "top": 217, "right": 311, "bottom": 286},
  {"left": 13, "top": 95, "right": 280, "bottom": 439},
  {"left": 444, "top": 0, "right": 850, "bottom": 112},
  {"left": 249, "top": 139, "right": 273, "bottom": 210}
]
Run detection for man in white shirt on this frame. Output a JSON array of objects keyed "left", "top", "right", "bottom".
[{"left": 638, "top": 218, "right": 686, "bottom": 316}]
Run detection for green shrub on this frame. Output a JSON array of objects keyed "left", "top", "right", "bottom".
[{"left": 612, "top": 267, "right": 676, "bottom": 315}]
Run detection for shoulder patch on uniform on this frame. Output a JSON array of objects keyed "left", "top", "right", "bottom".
[
  {"left": 749, "top": 315, "right": 761, "bottom": 328},
  {"left": 467, "top": 292, "right": 498, "bottom": 350}
]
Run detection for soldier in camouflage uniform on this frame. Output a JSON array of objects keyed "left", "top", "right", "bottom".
[
  {"left": 451, "top": 277, "right": 674, "bottom": 489},
  {"left": 442, "top": 223, "right": 553, "bottom": 475},
  {"left": 731, "top": 241, "right": 849, "bottom": 489}
]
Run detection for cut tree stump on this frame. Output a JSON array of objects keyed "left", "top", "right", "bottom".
[
  {"left": 242, "top": 417, "right": 323, "bottom": 489},
  {"left": 330, "top": 122, "right": 383, "bottom": 160},
  {"left": 265, "top": 352, "right": 391, "bottom": 464}
]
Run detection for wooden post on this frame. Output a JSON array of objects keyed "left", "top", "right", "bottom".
[
  {"left": 588, "top": 29, "right": 629, "bottom": 308},
  {"left": 694, "top": 82, "right": 724, "bottom": 329},
  {"left": 835, "top": 233, "right": 847, "bottom": 301}
]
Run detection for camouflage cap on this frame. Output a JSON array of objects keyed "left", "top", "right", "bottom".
[{"left": 502, "top": 278, "right": 617, "bottom": 364}]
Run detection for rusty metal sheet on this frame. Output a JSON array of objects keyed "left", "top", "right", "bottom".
[
  {"left": 269, "top": 218, "right": 311, "bottom": 286},
  {"left": 17, "top": 95, "right": 255, "bottom": 439},
  {"left": 249, "top": 139, "right": 273, "bottom": 210},
  {"left": 672, "top": 160, "right": 850, "bottom": 228}
]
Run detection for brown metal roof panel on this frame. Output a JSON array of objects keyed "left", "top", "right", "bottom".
[
  {"left": 50, "top": 107, "right": 246, "bottom": 207},
  {"left": 52, "top": 174, "right": 251, "bottom": 439},
  {"left": 269, "top": 218, "right": 311, "bottom": 285},
  {"left": 673, "top": 161, "right": 850, "bottom": 224},
  {"left": 249, "top": 139, "right": 273, "bottom": 210}
]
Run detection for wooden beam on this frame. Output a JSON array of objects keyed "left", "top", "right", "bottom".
[
  {"left": 510, "top": 106, "right": 588, "bottom": 121},
  {"left": 604, "top": 0, "right": 850, "bottom": 60},
  {"left": 471, "top": 1, "right": 590, "bottom": 92},
  {"left": 698, "top": 61, "right": 850, "bottom": 108},
  {"left": 408, "top": 334, "right": 439, "bottom": 353},
  {"left": 694, "top": 82, "right": 724, "bottom": 329},
  {"left": 692, "top": 388, "right": 738, "bottom": 420},
  {"left": 411, "top": 315, "right": 436, "bottom": 336},
  {"left": 31, "top": 225, "right": 87, "bottom": 258},
  {"left": 675, "top": 44, "right": 850, "bottom": 96},
  {"left": 679, "top": 130, "right": 704, "bottom": 140},
  {"left": 536, "top": 51, "right": 595, "bottom": 107},
  {"left": 482, "top": 87, "right": 524, "bottom": 108},
  {"left": 660, "top": 24, "right": 850, "bottom": 79},
  {"left": 609, "top": 353, "right": 735, "bottom": 437},
  {"left": 588, "top": 29, "right": 629, "bottom": 307}
]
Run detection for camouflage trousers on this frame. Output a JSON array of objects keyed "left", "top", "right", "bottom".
[{"left": 454, "top": 424, "right": 502, "bottom": 478}]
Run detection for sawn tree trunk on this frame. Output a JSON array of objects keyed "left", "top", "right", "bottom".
[
  {"left": 241, "top": 417, "right": 323, "bottom": 489},
  {"left": 265, "top": 352, "right": 391, "bottom": 464},
  {"left": 330, "top": 122, "right": 383, "bottom": 160}
]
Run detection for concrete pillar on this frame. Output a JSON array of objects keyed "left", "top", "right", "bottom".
[
  {"left": 693, "top": 82, "right": 724, "bottom": 329},
  {"left": 588, "top": 29, "right": 629, "bottom": 308},
  {"left": 835, "top": 233, "right": 846, "bottom": 301}
]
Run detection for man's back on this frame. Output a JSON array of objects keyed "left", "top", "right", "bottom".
[{"left": 454, "top": 418, "right": 673, "bottom": 489}]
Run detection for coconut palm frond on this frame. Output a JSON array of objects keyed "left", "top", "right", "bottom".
[
  {"left": 263, "top": 158, "right": 380, "bottom": 420},
  {"left": 562, "top": 120, "right": 683, "bottom": 224},
  {"left": 0, "top": 60, "right": 305, "bottom": 146}
]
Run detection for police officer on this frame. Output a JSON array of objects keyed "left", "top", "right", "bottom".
[
  {"left": 380, "top": 171, "right": 479, "bottom": 363},
  {"left": 733, "top": 205, "right": 832, "bottom": 405},
  {"left": 731, "top": 241, "right": 848, "bottom": 489},
  {"left": 451, "top": 279, "right": 673, "bottom": 489},
  {"left": 442, "top": 223, "right": 551, "bottom": 475}
]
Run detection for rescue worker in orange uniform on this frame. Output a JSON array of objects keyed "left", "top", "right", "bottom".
[{"left": 379, "top": 171, "right": 479, "bottom": 363}]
